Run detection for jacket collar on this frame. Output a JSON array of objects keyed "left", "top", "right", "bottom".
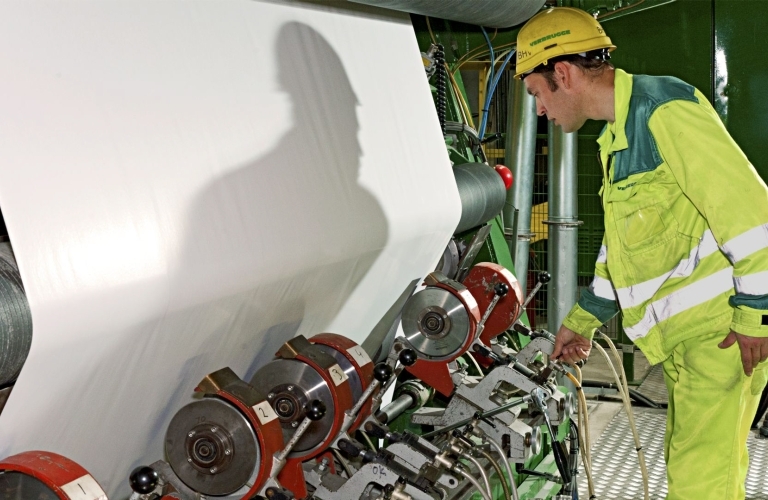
[{"left": 597, "top": 68, "right": 632, "bottom": 155}]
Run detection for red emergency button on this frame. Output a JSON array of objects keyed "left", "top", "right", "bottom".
[{"left": 494, "top": 164, "right": 513, "bottom": 189}]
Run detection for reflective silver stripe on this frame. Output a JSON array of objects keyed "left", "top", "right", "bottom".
[
  {"left": 734, "top": 270, "right": 768, "bottom": 295},
  {"left": 616, "top": 230, "right": 720, "bottom": 309},
  {"left": 596, "top": 245, "right": 607, "bottom": 264},
  {"left": 721, "top": 223, "right": 768, "bottom": 264},
  {"left": 591, "top": 275, "right": 615, "bottom": 301},
  {"left": 624, "top": 266, "right": 734, "bottom": 341}
]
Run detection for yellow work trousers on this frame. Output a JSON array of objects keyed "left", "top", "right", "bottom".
[{"left": 662, "top": 330, "right": 768, "bottom": 500}]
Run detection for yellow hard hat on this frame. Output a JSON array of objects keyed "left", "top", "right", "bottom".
[{"left": 514, "top": 7, "right": 615, "bottom": 79}]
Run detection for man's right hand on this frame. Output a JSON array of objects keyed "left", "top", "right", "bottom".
[{"left": 551, "top": 325, "right": 592, "bottom": 364}]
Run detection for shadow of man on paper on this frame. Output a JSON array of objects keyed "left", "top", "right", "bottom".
[
  {"left": 66, "top": 22, "right": 389, "bottom": 494},
  {"left": 166, "top": 19, "right": 389, "bottom": 395}
]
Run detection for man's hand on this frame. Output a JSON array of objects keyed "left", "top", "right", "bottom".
[
  {"left": 551, "top": 325, "right": 592, "bottom": 364},
  {"left": 719, "top": 330, "right": 768, "bottom": 376}
]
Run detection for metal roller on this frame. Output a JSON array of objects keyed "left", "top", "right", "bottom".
[
  {"left": 346, "top": 0, "right": 546, "bottom": 29},
  {"left": 435, "top": 239, "right": 460, "bottom": 279},
  {"left": 453, "top": 163, "right": 507, "bottom": 234},
  {"left": 402, "top": 287, "right": 471, "bottom": 361},
  {"left": 312, "top": 344, "right": 362, "bottom": 404},
  {"left": 165, "top": 397, "right": 261, "bottom": 496},
  {"left": 0, "top": 451, "right": 107, "bottom": 500},
  {"left": 250, "top": 359, "right": 335, "bottom": 457},
  {"left": 0, "top": 242, "right": 32, "bottom": 387}
]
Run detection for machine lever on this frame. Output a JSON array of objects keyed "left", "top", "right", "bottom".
[
  {"left": 477, "top": 282, "right": 509, "bottom": 332},
  {"left": 521, "top": 271, "right": 550, "bottom": 311},
  {"left": 273, "top": 400, "right": 326, "bottom": 468}
]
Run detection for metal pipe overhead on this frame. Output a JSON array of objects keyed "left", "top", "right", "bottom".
[
  {"left": 503, "top": 78, "right": 537, "bottom": 296},
  {"left": 546, "top": 122, "right": 580, "bottom": 333},
  {"left": 347, "top": 0, "right": 546, "bottom": 28}
]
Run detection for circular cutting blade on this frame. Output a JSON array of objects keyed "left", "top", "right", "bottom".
[
  {"left": 314, "top": 343, "right": 362, "bottom": 403},
  {"left": 165, "top": 397, "right": 260, "bottom": 496},
  {"left": 401, "top": 287, "right": 471, "bottom": 360},
  {"left": 250, "top": 358, "right": 335, "bottom": 457}
]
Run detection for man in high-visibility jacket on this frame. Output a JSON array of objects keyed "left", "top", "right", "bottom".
[{"left": 516, "top": 7, "right": 768, "bottom": 499}]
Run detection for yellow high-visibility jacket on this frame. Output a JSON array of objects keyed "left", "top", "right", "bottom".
[{"left": 562, "top": 69, "right": 768, "bottom": 365}]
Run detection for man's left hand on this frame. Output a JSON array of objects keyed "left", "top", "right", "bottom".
[{"left": 718, "top": 330, "right": 768, "bottom": 376}]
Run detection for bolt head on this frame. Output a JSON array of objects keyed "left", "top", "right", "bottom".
[
  {"left": 268, "top": 393, "right": 275, "bottom": 399},
  {"left": 287, "top": 385, "right": 295, "bottom": 391},
  {"left": 188, "top": 431, "right": 195, "bottom": 437},
  {"left": 225, "top": 449, "right": 231, "bottom": 456},
  {"left": 210, "top": 467, "right": 217, "bottom": 473},
  {"left": 291, "top": 421, "right": 299, "bottom": 428},
  {"left": 210, "top": 426, "right": 217, "bottom": 433}
]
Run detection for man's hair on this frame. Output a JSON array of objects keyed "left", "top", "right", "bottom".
[{"left": 530, "top": 52, "right": 613, "bottom": 91}]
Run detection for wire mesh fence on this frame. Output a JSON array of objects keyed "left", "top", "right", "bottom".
[{"left": 528, "top": 134, "right": 623, "bottom": 340}]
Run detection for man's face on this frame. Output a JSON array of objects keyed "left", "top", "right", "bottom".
[{"left": 523, "top": 71, "right": 585, "bottom": 133}]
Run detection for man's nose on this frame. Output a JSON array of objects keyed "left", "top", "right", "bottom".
[{"left": 536, "top": 101, "right": 547, "bottom": 117}]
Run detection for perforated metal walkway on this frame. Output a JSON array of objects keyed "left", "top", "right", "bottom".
[{"left": 578, "top": 366, "right": 768, "bottom": 499}]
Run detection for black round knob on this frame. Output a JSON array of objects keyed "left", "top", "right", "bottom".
[
  {"left": 399, "top": 348, "right": 417, "bottom": 367},
  {"left": 494, "top": 282, "right": 509, "bottom": 297},
  {"left": 373, "top": 363, "right": 393, "bottom": 382},
  {"left": 538, "top": 271, "right": 551, "bottom": 284},
  {"left": 305, "top": 399, "right": 327, "bottom": 421},
  {"left": 129, "top": 465, "right": 158, "bottom": 494}
]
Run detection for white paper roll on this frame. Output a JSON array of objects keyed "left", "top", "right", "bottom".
[{"left": 0, "top": 0, "right": 460, "bottom": 496}]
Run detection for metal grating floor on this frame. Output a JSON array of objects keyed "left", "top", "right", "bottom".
[
  {"left": 577, "top": 406, "right": 768, "bottom": 499},
  {"left": 636, "top": 364, "right": 668, "bottom": 405}
]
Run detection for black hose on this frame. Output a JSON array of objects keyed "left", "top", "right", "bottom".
[
  {"left": 581, "top": 380, "right": 667, "bottom": 409},
  {"left": 562, "top": 421, "right": 580, "bottom": 497}
]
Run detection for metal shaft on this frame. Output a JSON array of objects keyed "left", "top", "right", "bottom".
[
  {"left": 350, "top": 379, "right": 380, "bottom": 418},
  {"left": 421, "top": 397, "right": 527, "bottom": 438},
  {"left": 375, "top": 393, "right": 415, "bottom": 424},
  {"left": 275, "top": 416, "right": 313, "bottom": 463},
  {"left": 478, "top": 294, "right": 501, "bottom": 329},
  {"left": 521, "top": 280, "right": 544, "bottom": 310}
]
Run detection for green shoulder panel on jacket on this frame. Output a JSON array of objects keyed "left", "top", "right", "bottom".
[{"left": 613, "top": 75, "right": 697, "bottom": 183}]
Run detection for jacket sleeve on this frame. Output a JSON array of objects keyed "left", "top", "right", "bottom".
[
  {"left": 649, "top": 90, "right": 768, "bottom": 338},
  {"left": 562, "top": 238, "right": 619, "bottom": 340}
]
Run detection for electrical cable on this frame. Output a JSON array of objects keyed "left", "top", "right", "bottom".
[
  {"left": 462, "top": 351, "right": 484, "bottom": 377},
  {"left": 592, "top": 334, "right": 649, "bottom": 500},
  {"left": 446, "top": 65, "right": 474, "bottom": 128},
  {"left": 455, "top": 465, "right": 492, "bottom": 500},
  {"left": 476, "top": 448, "right": 511, "bottom": 500},
  {"left": 359, "top": 429, "right": 377, "bottom": 452},
  {"left": 462, "top": 452, "right": 492, "bottom": 498},
  {"left": 486, "top": 436, "right": 519, "bottom": 500},
  {"left": 478, "top": 27, "right": 495, "bottom": 141},
  {"left": 564, "top": 421, "right": 580, "bottom": 499},
  {"left": 331, "top": 448, "right": 354, "bottom": 479},
  {"left": 479, "top": 49, "right": 516, "bottom": 142}
]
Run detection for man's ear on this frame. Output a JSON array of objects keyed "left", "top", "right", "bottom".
[{"left": 553, "top": 61, "right": 573, "bottom": 90}]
